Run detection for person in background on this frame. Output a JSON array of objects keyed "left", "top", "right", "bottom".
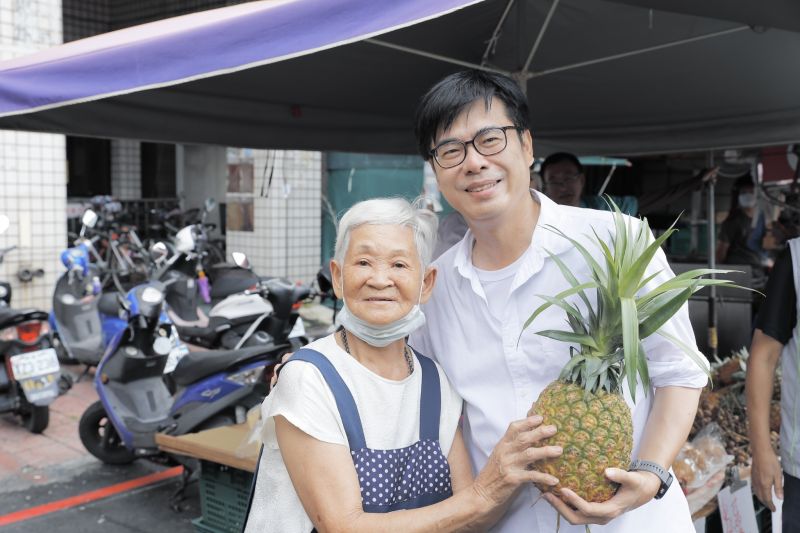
[
  {"left": 245, "top": 197, "right": 561, "bottom": 533},
  {"left": 432, "top": 210, "right": 469, "bottom": 259},
  {"left": 716, "top": 174, "right": 768, "bottom": 267},
  {"left": 540, "top": 152, "right": 585, "bottom": 207},
  {"left": 540, "top": 152, "right": 638, "bottom": 215},
  {"left": 746, "top": 237, "right": 800, "bottom": 533}
]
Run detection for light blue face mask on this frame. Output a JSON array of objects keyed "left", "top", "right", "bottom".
[
  {"left": 335, "top": 269, "right": 427, "bottom": 348},
  {"left": 738, "top": 192, "right": 757, "bottom": 209}
]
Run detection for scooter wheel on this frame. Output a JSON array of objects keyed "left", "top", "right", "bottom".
[
  {"left": 19, "top": 403, "right": 49, "bottom": 434},
  {"left": 79, "top": 401, "right": 136, "bottom": 465}
]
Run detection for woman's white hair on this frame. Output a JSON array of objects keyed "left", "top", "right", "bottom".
[{"left": 334, "top": 197, "right": 439, "bottom": 268}]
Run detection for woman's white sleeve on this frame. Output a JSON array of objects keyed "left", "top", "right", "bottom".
[
  {"left": 437, "top": 364, "right": 464, "bottom": 457},
  {"left": 265, "top": 362, "right": 348, "bottom": 447}
]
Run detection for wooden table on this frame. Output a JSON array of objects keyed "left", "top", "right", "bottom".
[{"left": 155, "top": 423, "right": 260, "bottom": 472}]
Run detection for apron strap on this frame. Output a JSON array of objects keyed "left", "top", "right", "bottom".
[
  {"left": 413, "top": 350, "right": 441, "bottom": 441},
  {"left": 282, "top": 348, "right": 367, "bottom": 450}
]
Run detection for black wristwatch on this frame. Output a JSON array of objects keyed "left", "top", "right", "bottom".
[{"left": 628, "top": 459, "right": 673, "bottom": 499}]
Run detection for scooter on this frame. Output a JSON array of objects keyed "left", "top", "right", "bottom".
[
  {"left": 78, "top": 281, "right": 288, "bottom": 465},
  {"left": 150, "top": 236, "right": 310, "bottom": 351},
  {"left": 0, "top": 216, "right": 62, "bottom": 433},
  {"left": 49, "top": 244, "right": 127, "bottom": 367},
  {"left": 50, "top": 208, "right": 136, "bottom": 368}
]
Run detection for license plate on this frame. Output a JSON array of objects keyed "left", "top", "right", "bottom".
[
  {"left": 10, "top": 348, "right": 60, "bottom": 380},
  {"left": 164, "top": 343, "right": 190, "bottom": 374},
  {"left": 289, "top": 317, "right": 306, "bottom": 338},
  {"left": 19, "top": 374, "right": 59, "bottom": 402}
]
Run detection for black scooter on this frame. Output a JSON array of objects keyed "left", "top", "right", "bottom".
[{"left": 0, "top": 217, "right": 65, "bottom": 433}]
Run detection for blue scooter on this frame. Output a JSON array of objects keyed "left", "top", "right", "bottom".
[
  {"left": 78, "top": 280, "right": 288, "bottom": 465},
  {"left": 50, "top": 209, "right": 129, "bottom": 368},
  {"left": 49, "top": 242, "right": 127, "bottom": 367}
]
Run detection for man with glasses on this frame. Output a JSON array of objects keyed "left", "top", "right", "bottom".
[
  {"left": 541, "top": 152, "right": 638, "bottom": 215},
  {"left": 409, "top": 70, "right": 704, "bottom": 532},
  {"left": 540, "top": 152, "right": 585, "bottom": 207}
]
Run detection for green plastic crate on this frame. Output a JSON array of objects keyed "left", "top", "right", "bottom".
[
  {"left": 194, "top": 460, "right": 254, "bottom": 533},
  {"left": 192, "top": 517, "right": 223, "bottom": 533}
]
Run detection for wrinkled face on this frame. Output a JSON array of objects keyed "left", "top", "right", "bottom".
[
  {"left": 430, "top": 98, "right": 534, "bottom": 225},
  {"left": 543, "top": 160, "right": 585, "bottom": 207},
  {"left": 331, "top": 224, "right": 435, "bottom": 326}
]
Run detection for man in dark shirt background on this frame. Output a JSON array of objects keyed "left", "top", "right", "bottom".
[{"left": 746, "top": 241, "right": 800, "bottom": 533}]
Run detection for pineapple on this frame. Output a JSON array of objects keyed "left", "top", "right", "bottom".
[{"left": 522, "top": 200, "right": 739, "bottom": 503}]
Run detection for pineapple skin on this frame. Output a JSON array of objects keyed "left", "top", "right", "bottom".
[{"left": 534, "top": 381, "right": 634, "bottom": 503}]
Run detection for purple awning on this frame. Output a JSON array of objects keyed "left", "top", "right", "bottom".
[{"left": 0, "top": 0, "right": 798, "bottom": 156}]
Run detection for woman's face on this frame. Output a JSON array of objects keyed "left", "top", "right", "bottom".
[{"left": 331, "top": 224, "right": 436, "bottom": 326}]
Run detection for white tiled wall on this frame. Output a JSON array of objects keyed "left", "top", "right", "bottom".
[
  {"left": 0, "top": 0, "right": 65, "bottom": 310},
  {"left": 111, "top": 139, "right": 141, "bottom": 199},
  {"left": 227, "top": 150, "right": 322, "bottom": 285}
]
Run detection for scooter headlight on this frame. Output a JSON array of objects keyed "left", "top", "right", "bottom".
[{"left": 226, "top": 367, "right": 264, "bottom": 386}]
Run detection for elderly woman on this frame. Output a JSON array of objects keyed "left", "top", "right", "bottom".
[{"left": 245, "top": 198, "right": 561, "bottom": 532}]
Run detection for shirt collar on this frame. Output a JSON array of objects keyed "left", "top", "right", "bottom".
[{"left": 451, "top": 189, "right": 574, "bottom": 290}]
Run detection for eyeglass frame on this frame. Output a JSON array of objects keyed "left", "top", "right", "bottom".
[
  {"left": 429, "top": 125, "right": 523, "bottom": 169},
  {"left": 543, "top": 173, "right": 583, "bottom": 188}
]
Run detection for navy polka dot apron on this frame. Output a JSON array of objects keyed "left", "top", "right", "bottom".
[{"left": 286, "top": 347, "right": 454, "bottom": 514}]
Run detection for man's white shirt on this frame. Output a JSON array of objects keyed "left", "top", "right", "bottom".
[{"left": 409, "top": 190, "right": 707, "bottom": 533}]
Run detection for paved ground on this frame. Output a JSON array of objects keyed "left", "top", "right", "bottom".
[
  {"left": 0, "top": 368, "right": 97, "bottom": 489},
  {"left": 0, "top": 366, "right": 201, "bottom": 533}
]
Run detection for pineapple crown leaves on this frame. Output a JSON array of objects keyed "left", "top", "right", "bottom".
[{"left": 518, "top": 197, "right": 745, "bottom": 402}]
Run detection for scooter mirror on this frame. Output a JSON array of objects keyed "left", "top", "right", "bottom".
[
  {"left": 0, "top": 215, "right": 9, "bottom": 235},
  {"left": 204, "top": 198, "right": 217, "bottom": 213},
  {"left": 231, "top": 252, "right": 250, "bottom": 269},
  {"left": 152, "top": 336, "right": 172, "bottom": 356},
  {"left": 82, "top": 209, "right": 99, "bottom": 229},
  {"left": 150, "top": 242, "right": 169, "bottom": 262}
]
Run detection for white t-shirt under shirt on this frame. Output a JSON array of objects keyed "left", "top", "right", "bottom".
[
  {"left": 474, "top": 249, "right": 530, "bottom": 322},
  {"left": 244, "top": 334, "right": 463, "bottom": 533}
]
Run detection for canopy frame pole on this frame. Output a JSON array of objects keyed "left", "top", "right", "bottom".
[
  {"left": 480, "top": 0, "right": 516, "bottom": 67},
  {"left": 522, "top": 0, "right": 560, "bottom": 74},
  {"left": 706, "top": 156, "right": 719, "bottom": 361},
  {"left": 596, "top": 164, "right": 617, "bottom": 196},
  {"left": 365, "top": 38, "right": 511, "bottom": 75},
  {"left": 526, "top": 25, "right": 748, "bottom": 79}
]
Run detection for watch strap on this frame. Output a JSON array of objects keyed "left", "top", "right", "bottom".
[{"left": 628, "top": 459, "right": 673, "bottom": 499}]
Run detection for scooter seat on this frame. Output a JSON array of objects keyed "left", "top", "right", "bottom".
[
  {"left": 0, "top": 307, "right": 48, "bottom": 329},
  {"left": 97, "top": 292, "right": 122, "bottom": 316},
  {"left": 175, "top": 320, "right": 229, "bottom": 342},
  {"left": 171, "top": 345, "right": 277, "bottom": 387}
]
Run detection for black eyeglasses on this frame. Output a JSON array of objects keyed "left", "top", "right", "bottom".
[
  {"left": 430, "top": 126, "right": 521, "bottom": 169},
  {"left": 544, "top": 173, "right": 582, "bottom": 188}
]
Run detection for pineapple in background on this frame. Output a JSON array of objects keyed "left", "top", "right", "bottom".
[{"left": 522, "top": 201, "right": 740, "bottom": 503}]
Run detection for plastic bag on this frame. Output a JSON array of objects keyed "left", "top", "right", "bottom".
[
  {"left": 235, "top": 404, "right": 265, "bottom": 458},
  {"left": 673, "top": 422, "right": 734, "bottom": 514}
]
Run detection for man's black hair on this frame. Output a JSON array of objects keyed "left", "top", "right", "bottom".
[
  {"left": 539, "top": 152, "right": 584, "bottom": 178},
  {"left": 414, "top": 70, "right": 530, "bottom": 160}
]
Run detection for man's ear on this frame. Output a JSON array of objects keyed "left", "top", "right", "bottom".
[
  {"left": 522, "top": 129, "right": 535, "bottom": 167},
  {"left": 420, "top": 266, "right": 438, "bottom": 304},
  {"left": 330, "top": 259, "right": 343, "bottom": 300},
  {"left": 428, "top": 159, "right": 440, "bottom": 181}
]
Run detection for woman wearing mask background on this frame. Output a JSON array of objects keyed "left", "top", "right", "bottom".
[
  {"left": 244, "top": 198, "right": 561, "bottom": 533},
  {"left": 716, "top": 174, "right": 770, "bottom": 278}
]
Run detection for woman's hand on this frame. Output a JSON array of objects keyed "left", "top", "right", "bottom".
[
  {"left": 751, "top": 448, "right": 783, "bottom": 511},
  {"left": 542, "top": 468, "right": 661, "bottom": 525},
  {"left": 269, "top": 352, "right": 294, "bottom": 389},
  {"left": 472, "top": 415, "right": 563, "bottom": 512}
]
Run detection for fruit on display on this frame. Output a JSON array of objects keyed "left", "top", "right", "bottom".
[
  {"left": 692, "top": 348, "right": 780, "bottom": 467},
  {"left": 522, "top": 201, "right": 741, "bottom": 503}
]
